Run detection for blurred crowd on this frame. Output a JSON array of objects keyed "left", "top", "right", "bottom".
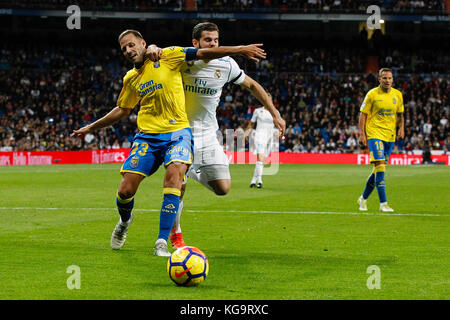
[
  {"left": 0, "top": 44, "right": 448, "bottom": 154},
  {"left": 1, "top": 0, "right": 447, "bottom": 13}
]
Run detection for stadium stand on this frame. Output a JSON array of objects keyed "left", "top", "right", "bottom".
[
  {"left": 0, "top": 0, "right": 447, "bottom": 14},
  {"left": 0, "top": 1, "right": 448, "bottom": 155},
  {"left": 0, "top": 43, "right": 448, "bottom": 153}
]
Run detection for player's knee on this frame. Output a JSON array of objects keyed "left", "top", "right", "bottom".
[
  {"left": 165, "top": 163, "right": 187, "bottom": 187},
  {"left": 214, "top": 188, "right": 229, "bottom": 196},
  {"left": 118, "top": 182, "right": 138, "bottom": 199},
  {"left": 374, "top": 160, "right": 385, "bottom": 166},
  {"left": 118, "top": 173, "right": 143, "bottom": 199},
  {"left": 180, "top": 184, "right": 186, "bottom": 200},
  {"left": 117, "top": 190, "right": 135, "bottom": 200},
  {"left": 211, "top": 181, "right": 230, "bottom": 196}
]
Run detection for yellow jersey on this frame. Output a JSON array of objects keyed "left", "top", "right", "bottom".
[
  {"left": 360, "top": 86, "right": 404, "bottom": 142},
  {"left": 117, "top": 46, "right": 195, "bottom": 133}
]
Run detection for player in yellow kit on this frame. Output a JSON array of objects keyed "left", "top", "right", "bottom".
[
  {"left": 71, "top": 30, "right": 266, "bottom": 256},
  {"left": 358, "top": 68, "right": 405, "bottom": 212}
]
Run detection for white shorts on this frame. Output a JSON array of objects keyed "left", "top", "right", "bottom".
[
  {"left": 191, "top": 133, "right": 230, "bottom": 181},
  {"left": 253, "top": 132, "right": 273, "bottom": 157}
]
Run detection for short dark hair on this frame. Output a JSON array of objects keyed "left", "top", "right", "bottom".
[
  {"left": 379, "top": 67, "right": 393, "bottom": 77},
  {"left": 118, "top": 29, "right": 143, "bottom": 44},
  {"left": 192, "top": 22, "right": 219, "bottom": 40}
]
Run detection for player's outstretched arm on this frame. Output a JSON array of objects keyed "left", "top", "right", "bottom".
[
  {"left": 241, "top": 75, "right": 286, "bottom": 137},
  {"left": 145, "top": 44, "right": 266, "bottom": 62},
  {"left": 197, "top": 44, "right": 266, "bottom": 62},
  {"left": 70, "top": 106, "right": 131, "bottom": 137}
]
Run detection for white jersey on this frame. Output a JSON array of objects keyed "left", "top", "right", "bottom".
[
  {"left": 251, "top": 107, "right": 275, "bottom": 156},
  {"left": 181, "top": 57, "right": 246, "bottom": 138},
  {"left": 251, "top": 107, "right": 275, "bottom": 139}
]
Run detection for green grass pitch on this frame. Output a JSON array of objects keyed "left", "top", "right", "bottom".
[{"left": 0, "top": 163, "right": 449, "bottom": 300}]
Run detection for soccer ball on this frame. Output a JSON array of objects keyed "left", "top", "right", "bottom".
[{"left": 167, "top": 246, "right": 209, "bottom": 287}]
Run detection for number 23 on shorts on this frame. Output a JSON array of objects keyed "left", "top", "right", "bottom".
[{"left": 131, "top": 142, "right": 149, "bottom": 156}]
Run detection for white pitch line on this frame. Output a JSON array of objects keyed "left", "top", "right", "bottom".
[{"left": 0, "top": 207, "right": 445, "bottom": 217}]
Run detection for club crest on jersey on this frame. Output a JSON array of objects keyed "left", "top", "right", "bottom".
[
  {"left": 214, "top": 69, "right": 221, "bottom": 79},
  {"left": 130, "top": 155, "right": 139, "bottom": 168},
  {"left": 393, "top": 98, "right": 396, "bottom": 104},
  {"left": 153, "top": 61, "right": 160, "bottom": 68}
]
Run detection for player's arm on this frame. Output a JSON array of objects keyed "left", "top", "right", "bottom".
[
  {"left": 358, "top": 91, "right": 372, "bottom": 148},
  {"left": 396, "top": 92, "right": 405, "bottom": 140},
  {"left": 145, "top": 44, "right": 162, "bottom": 62},
  {"left": 240, "top": 75, "right": 286, "bottom": 137},
  {"left": 244, "top": 118, "right": 256, "bottom": 139},
  {"left": 396, "top": 112, "right": 405, "bottom": 140},
  {"left": 246, "top": 121, "right": 254, "bottom": 131},
  {"left": 358, "top": 112, "right": 368, "bottom": 147},
  {"left": 145, "top": 44, "right": 266, "bottom": 63},
  {"left": 70, "top": 107, "right": 131, "bottom": 137},
  {"left": 197, "top": 44, "right": 266, "bottom": 62}
]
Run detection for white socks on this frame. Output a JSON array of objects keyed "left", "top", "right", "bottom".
[
  {"left": 172, "top": 200, "right": 183, "bottom": 234},
  {"left": 252, "top": 161, "right": 264, "bottom": 184}
]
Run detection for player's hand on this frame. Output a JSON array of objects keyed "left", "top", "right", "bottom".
[
  {"left": 145, "top": 44, "right": 162, "bottom": 62},
  {"left": 238, "top": 44, "right": 266, "bottom": 62},
  {"left": 70, "top": 126, "right": 91, "bottom": 138},
  {"left": 397, "top": 127, "right": 405, "bottom": 140},
  {"left": 274, "top": 115, "right": 286, "bottom": 138},
  {"left": 359, "top": 134, "right": 367, "bottom": 148}
]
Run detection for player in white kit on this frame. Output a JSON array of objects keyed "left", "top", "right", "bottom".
[
  {"left": 146, "top": 22, "right": 285, "bottom": 248},
  {"left": 246, "top": 102, "right": 277, "bottom": 188}
]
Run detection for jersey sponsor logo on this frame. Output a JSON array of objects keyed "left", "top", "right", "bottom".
[
  {"left": 138, "top": 80, "right": 163, "bottom": 98},
  {"left": 167, "top": 145, "right": 189, "bottom": 156},
  {"left": 184, "top": 84, "right": 218, "bottom": 95},
  {"left": 377, "top": 108, "right": 394, "bottom": 116},
  {"left": 165, "top": 204, "right": 175, "bottom": 209}
]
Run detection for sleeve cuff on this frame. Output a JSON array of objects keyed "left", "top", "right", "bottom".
[{"left": 185, "top": 48, "right": 198, "bottom": 61}]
